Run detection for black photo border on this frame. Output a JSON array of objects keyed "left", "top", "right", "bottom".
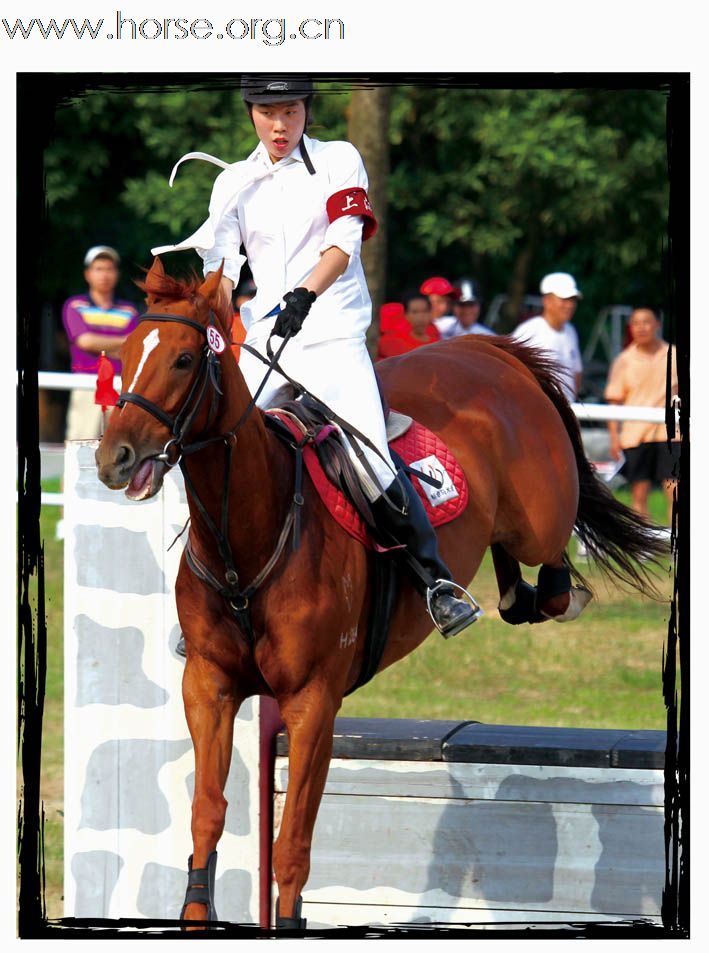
[{"left": 16, "top": 71, "right": 689, "bottom": 939}]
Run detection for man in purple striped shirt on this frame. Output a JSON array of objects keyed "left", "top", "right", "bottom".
[{"left": 62, "top": 246, "right": 139, "bottom": 439}]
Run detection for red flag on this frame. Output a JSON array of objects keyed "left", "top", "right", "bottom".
[{"left": 94, "top": 352, "right": 119, "bottom": 411}]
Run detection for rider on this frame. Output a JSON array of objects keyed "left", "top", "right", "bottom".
[{"left": 152, "top": 75, "right": 481, "bottom": 638}]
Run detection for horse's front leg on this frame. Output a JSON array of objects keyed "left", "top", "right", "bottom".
[
  {"left": 181, "top": 654, "right": 242, "bottom": 925},
  {"left": 272, "top": 685, "right": 340, "bottom": 929}
]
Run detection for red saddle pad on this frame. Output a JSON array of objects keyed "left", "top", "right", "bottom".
[{"left": 268, "top": 412, "right": 469, "bottom": 550}]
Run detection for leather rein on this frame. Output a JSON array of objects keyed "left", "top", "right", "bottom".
[{"left": 117, "top": 311, "right": 305, "bottom": 641}]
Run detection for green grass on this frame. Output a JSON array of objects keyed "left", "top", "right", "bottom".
[
  {"left": 27, "top": 481, "right": 678, "bottom": 920},
  {"left": 340, "top": 542, "right": 676, "bottom": 728}
]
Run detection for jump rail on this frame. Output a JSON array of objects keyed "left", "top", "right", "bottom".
[{"left": 63, "top": 442, "right": 668, "bottom": 931}]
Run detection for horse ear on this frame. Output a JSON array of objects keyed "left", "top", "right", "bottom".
[
  {"left": 142, "top": 258, "right": 165, "bottom": 309},
  {"left": 143, "top": 257, "right": 167, "bottom": 306},
  {"left": 199, "top": 261, "right": 225, "bottom": 303},
  {"left": 148, "top": 257, "right": 165, "bottom": 279}
]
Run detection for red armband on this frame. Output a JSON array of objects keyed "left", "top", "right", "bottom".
[{"left": 326, "top": 187, "right": 378, "bottom": 241}]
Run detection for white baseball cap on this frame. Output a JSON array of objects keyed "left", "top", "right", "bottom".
[
  {"left": 540, "top": 272, "right": 582, "bottom": 299},
  {"left": 84, "top": 245, "right": 120, "bottom": 267}
]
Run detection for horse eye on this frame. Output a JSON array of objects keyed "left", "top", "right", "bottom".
[{"left": 174, "top": 353, "right": 193, "bottom": 370}]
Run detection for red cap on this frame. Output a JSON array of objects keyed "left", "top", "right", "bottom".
[{"left": 420, "top": 276, "right": 458, "bottom": 297}]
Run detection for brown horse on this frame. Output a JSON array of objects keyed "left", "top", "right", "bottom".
[{"left": 96, "top": 258, "right": 666, "bottom": 928}]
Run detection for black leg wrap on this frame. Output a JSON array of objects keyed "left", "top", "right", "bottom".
[
  {"left": 180, "top": 850, "right": 218, "bottom": 924},
  {"left": 275, "top": 895, "right": 307, "bottom": 930},
  {"left": 499, "top": 579, "right": 543, "bottom": 624},
  {"left": 537, "top": 564, "right": 572, "bottom": 604}
]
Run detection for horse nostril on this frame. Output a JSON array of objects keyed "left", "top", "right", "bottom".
[{"left": 117, "top": 444, "right": 135, "bottom": 469}]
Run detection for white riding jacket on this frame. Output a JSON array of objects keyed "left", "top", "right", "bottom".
[{"left": 152, "top": 134, "right": 372, "bottom": 346}]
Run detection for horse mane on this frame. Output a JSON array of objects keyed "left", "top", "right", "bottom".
[
  {"left": 136, "top": 268, "right": 233, "bottom": 334},
  {"left": 481, "top": 334, "right": 572, "bottom": 399}
]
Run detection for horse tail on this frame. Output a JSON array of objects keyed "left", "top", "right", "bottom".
[{"left": 490, "top": 336, "right": 669, "bottom": 596}]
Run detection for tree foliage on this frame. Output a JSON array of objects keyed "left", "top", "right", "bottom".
[
  {"left": 387, "top": 86, "right": 668, "bottom": 329},
  {"left": 40, "top": 79, "right": 670, "bottom": 359}
]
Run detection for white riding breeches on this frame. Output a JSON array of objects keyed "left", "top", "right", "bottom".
[{"left": 238, "top": 329, "right": 397, "bottom": 498}]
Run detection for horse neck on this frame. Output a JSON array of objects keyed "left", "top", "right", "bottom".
[{"left": 182, "top": 352, "right": 290, "bottom": 579}]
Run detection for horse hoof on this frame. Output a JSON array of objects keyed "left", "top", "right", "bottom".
[{"left": 543, "top": 586, "right": 593, "bottom": 623}]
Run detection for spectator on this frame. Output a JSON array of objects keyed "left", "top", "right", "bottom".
[
  {"left": 420, "top": 276, "right": 459, "bottom": 340},
  {"left": 443, "top": 278, "right": 496, "bottom": 338},
  {"left": 377, "top": 291, "right": 440, "bottom": 359},
  {"left": 379, "top": 301, "right": 407, "bottom": 335},
  {"left": 604, "top": 306, "right": 679, "bottom": 522},
  {"left": 62, "top": 246, "right": 140, "bottom": 439},
  {"left": 511, "top": 272, "right": 583, "bottom": 401}
]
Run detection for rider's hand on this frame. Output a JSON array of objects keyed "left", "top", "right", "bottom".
[{"left": 272, "top": 288, "right": 317, "bottom": 339}]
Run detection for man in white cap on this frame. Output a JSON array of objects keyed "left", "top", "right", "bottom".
[
  {"left": 62, "top": 246, "right": 140, "bottom": 439},
  {"left": 511, "top": 272, "right": 583, "bottom": 401}
]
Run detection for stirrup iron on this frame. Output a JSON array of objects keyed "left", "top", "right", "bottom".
[{"left": 426, "top": 579, "right": 484, "bottom": 639}]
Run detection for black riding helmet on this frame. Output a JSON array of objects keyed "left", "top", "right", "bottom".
[
  {"left": 241, "top": 75, "right": 316, "bottom": 174},
  {"left": 240, "top": 74, "right": 314, "bottom": 105}
]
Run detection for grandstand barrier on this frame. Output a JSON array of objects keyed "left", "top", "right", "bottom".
[{"left": 63, "top": 441, "right": 667, "bottom": 929}]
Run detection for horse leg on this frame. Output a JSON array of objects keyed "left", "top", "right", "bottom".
[
  {"left": 492, "top": 544, "right": 591, "bottom": 625},
  {"left": 271, "top": 686, "right": 339, "bottom": 930},
  {"left": 492, "top": 543, "right": 540, "bottom": 624},
  {"left": 181, "top": 655, "right": 241, "bottom": 925}
]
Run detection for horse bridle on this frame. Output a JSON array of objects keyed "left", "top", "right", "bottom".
[
  {"left": 116, "top": 309, "right": 303, "bottom": 641},
  {"left": 117, "top": 312, "right": 224, "bottom": 467}
]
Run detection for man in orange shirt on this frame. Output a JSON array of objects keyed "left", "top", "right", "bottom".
[{"left": 605, "top": 306, "right": 679, "bottom": 522}]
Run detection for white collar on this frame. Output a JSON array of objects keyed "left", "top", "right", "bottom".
[{"left": 250, "top": 134, "right": 312, "bottom": 171}]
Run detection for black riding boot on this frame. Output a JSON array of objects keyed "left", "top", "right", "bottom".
[{"left": 372, "top": 474, "right": 483, "bottom": 638}]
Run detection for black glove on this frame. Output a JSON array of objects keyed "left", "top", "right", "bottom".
[{"left": 272, "top": 287, "right": 317, "bottom": 339}]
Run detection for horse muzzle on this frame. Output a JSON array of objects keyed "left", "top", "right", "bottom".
[{"left": 95, "top": 441, "right": 169, "bottom": 500}]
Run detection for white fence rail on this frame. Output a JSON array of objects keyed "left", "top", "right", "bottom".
[
  {"left": 31, "top": 373, "right": 679, "bottom": 508},
  {"left": 37, "top": 371, "right": 121, "bottom": 392},
  {"left": 35, "top": 371, "right": 675, "bottom": 424}
]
